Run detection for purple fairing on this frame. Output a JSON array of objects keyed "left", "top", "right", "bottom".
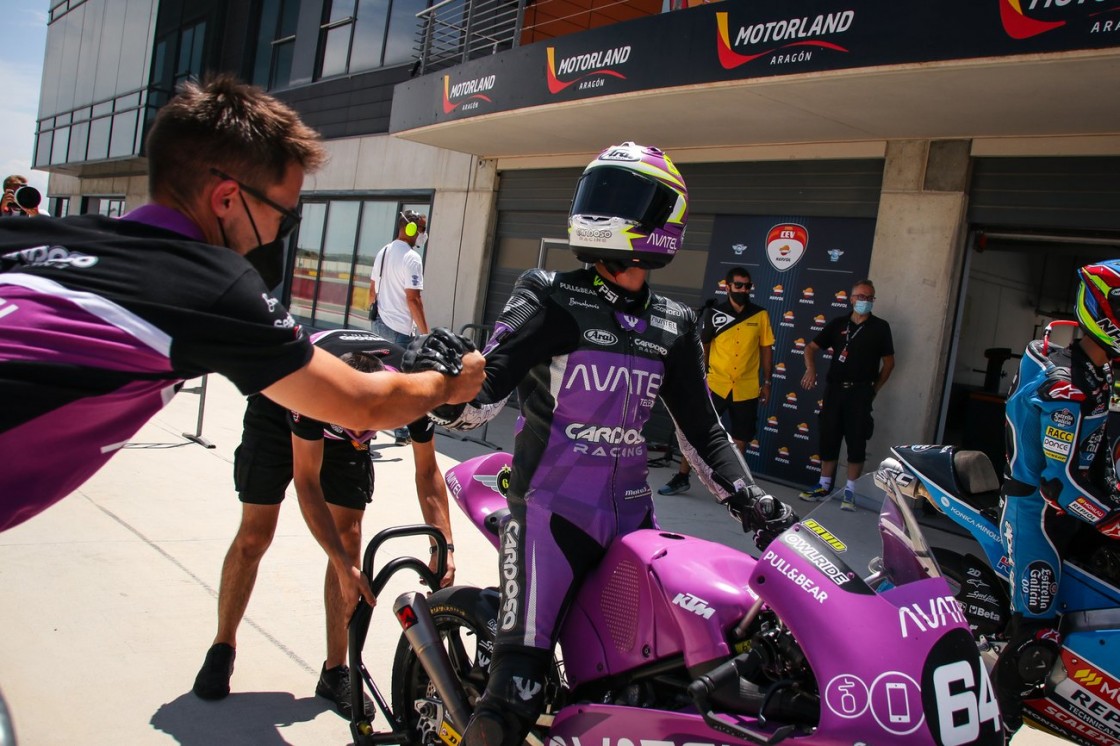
[{"left": 445, "top": 452, "right": 1001, "bottom": 745}]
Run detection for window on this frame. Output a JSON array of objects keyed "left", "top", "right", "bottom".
[
  {"left": 288, "top": 198, "right": 430, "bottom": 329},
  {"left": 317, "top": 0, "right": 428, "bottom": 79},
  {"left": 50, "top": 197, "right": 71, "bottom": 217},
  {"left": 81, "top": 196, "right": 125, "bottom": 217},
  {"left": 252, "top": 0, "right": 301, "bottom": 90}
]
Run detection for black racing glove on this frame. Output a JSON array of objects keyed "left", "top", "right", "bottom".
[
  {"left": 402, "top": 328, "right": 477, "bottom": 376},
  {"left": 725, "top": 485, "right": 798, "bottom": 551}
]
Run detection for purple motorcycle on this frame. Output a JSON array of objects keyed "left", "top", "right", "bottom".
[{"left": 346, "top": 454, "right": 1002, "bottom": 745}]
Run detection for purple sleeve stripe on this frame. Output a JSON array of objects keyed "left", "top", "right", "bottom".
[{"left": 1, "top": 274, "right": 172, "bottom": 357}]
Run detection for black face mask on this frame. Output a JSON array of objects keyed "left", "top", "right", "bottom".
[
  {"left": 245, "top": 239, "right": 286, "bottom": 289},
  {"left": 219, "top": 192, "right": 288, "bottom": 289},
  {"left": 728, "top": 291, "right": 751, "bottom": 306}
]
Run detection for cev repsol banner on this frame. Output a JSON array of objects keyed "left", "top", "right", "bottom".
[
  {"left": 700, "top": 215, "right": 876, "bottom": 487},
  {"left": 391, "top": 0, "right": 1120, "bottom": 131}
]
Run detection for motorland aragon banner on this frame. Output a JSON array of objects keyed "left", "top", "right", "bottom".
[
  {"left": 700, "top": 215, "right": 876, "bottom": 486},
  {"left": 392, "top": 0, "right": 1120, "bottom": 131}
]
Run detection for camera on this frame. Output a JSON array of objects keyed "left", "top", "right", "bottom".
[
  {"left": 2, "top": 185, "right": 42, "bottom": 217},
  {"left": 14, "top": 185, "right": 41, "bottom": 210}
]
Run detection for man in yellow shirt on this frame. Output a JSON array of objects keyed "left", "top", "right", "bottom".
[{"left": 659, "top": 267, "right": 775, "bottom": 495}]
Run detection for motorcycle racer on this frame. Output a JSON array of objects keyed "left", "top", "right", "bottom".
[
  {"left": 422, "top": 142, "right": 796, "bottom": 746},
  {"left": 995, "top": 258, "right": 1120, "bottom": 733}
]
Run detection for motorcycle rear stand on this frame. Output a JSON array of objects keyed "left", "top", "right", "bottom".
[{"left": 347, "top": 524, "right": 451, "bottom": 745}]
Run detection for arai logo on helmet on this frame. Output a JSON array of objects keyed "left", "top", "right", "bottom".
[
  {"left": 584, "top": 329, "right": 618, "bottom": 346},
  {"left": 599, "top": 147, "right": 641, "bottom": 162}
]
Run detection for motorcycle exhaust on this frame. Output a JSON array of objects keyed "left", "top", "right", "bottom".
[{"left": 393, "top": 591, "right": 474, "bottom": 730}]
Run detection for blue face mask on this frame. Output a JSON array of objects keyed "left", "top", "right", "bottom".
[{"left": 854, "top": 300, "right": 874, "bottom": 315}]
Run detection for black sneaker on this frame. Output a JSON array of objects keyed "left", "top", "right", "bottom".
[
  {"left": 316, "top": 663, "right": 375, "bottom": 719},
  {"left": 658, "top": 473, "right": 690, "bottom": 496},
  {"left": 193, "top": 643, "right": 235, "bottom": 700}
]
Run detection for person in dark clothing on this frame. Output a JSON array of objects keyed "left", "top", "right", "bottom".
[
  {"left": 993, "top": 260, "right": 1120, "bottom": 734},
  {"left": 798, "top": 279, "right": 895, "bottom": 509},
  {"left": 659, "top": 266, "right": 774, "bottom": 495},
  {"left": 0, "top": 74, "right": 483, "bottom": 534},
  {"left": 426, "top": 142, "right": 797, "bottom": 746}
]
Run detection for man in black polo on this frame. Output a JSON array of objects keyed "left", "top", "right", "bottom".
[{"left": 798, "top": 278, "right": 895, "bottom": 509}]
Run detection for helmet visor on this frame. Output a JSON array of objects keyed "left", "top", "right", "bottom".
[{"left": 571, "top": 167, "right": 677, "bottom": 230}]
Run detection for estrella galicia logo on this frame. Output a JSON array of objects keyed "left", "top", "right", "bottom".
[
  {"left": 827, "top": 249, "right": 845, "bottom": 262},
  {"left": 766, "top": 223, "right": 808, "bottom": 272},
  {"left": 546, "top": 45, "right": 630, "bottom": 94},
  {"left": 715, "top": 10, "right": 851, "bottom": 71},
  {"left": 442, "top": 74, "right": 497, "bottom": 114},
  {"left": 1051, "top": 408, "right": 1074, "bottom": 427}
]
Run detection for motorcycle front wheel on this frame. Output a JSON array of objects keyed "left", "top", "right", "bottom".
[{"left": 391, "top": 586, "right": 498, "bottom": 744}]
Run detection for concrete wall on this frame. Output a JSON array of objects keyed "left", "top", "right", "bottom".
[
  {"left": 865, "top": 140, "right": 971, "bottom": 464},
  {"left": 304, "top": 136, "right": 498, "bottom": 331},
  {"left": 46, "top": 172, "right": 149, "bottom": 212}
]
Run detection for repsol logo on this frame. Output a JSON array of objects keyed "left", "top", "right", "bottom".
[
  {"left": 4, "top": 244, "right": 98, "bottom": 269},
  {"left": 500, "top": 520, "right": 521, "bottom": 630},
  {"left": 565, "top": 423, "right": 645, "bottom": 445},
  {"left": 449, "top": 75, "right": 496, "bottom": 98},
  {"left": 556, "top": 46, "right": 631, "bottom": 76}
]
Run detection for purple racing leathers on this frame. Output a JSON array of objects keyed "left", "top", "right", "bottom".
[
  {"left": 0, "top": 206, "right": 311, "bottom": 532},
  {"left": 434, "top": 267, "right": 753, "bottom": 649}
]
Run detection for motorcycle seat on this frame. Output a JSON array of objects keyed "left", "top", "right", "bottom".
[{"left": 952, "top": 450, "right": 1001, "bottom": 516}]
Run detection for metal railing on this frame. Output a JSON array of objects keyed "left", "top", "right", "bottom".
[
  {"left": 414, "top": 0, "right": 664, "bottom": 76},
  {"left": 415, "top": 0, "right": 527, "bottom": 75}
]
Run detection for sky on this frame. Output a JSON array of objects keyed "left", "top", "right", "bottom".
[{"left": 0, "top": 2, "right": 51, "bottom": 194}]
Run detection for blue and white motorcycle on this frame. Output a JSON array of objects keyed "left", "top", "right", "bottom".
[{"left": 881, "top": 445, "right": 1120, "bottom": 746}]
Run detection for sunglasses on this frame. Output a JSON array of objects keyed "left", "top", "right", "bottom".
[
  {"left": 851, "top": 293, "right": 875, "bottom": 301},
  {"left": 729, "top": 280, "right": 752, "bottom": 290},
  {"left": 210, "top": 168, "right": 302, "bottom": 239}
]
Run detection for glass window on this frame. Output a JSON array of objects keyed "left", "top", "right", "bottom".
[
  {"left": 320, "top": 24, "right": 352, "bottom": 78},
  {"left": 109, "top": 110, "right": 139, "bottom": 158},
  {"left": 348, "top": 0, "right": 388, "bottom": 72},
  {"left": 35, "top": 131, "right": 53, "bottom": 169},
  {"left": 50, "top": 197, "right": 71, "bottom": 217},
  {"left": 314, "top": 201, "right": 362, "bottom": 326},
  {"left": 68, "top": 122, "right": 89, "bottom": 162},
  {"left": 383, "top": 0, "right": 426, "bottom": 66},
  {"left": 291, "top": 202, "right": 327, "bottom": 319},
  {"left": 51, "top": 127, "right": 71, "bottom": 166},
  {"left": 87, "top": 117, "right": 111, "bottom": 161},
  {"left": 347, "top": 201, "right": 396, "bottom": 328},
  {"left": 251, "top": 0, "right": 283, "bottom": 88},
  {"left": 329, "top": 0, "right": 357, "bottom": 23}
]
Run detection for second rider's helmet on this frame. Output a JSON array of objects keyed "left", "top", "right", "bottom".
[
  {"left": 568, "top": 142, "right": 688, "bottom": 269},
  {"left": 1076, "top": 258, "right": 1120, "bottom": 357}
]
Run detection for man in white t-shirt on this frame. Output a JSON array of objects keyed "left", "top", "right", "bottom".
[
  {"left": 369, "top": 210, "right": 430, "bottom": 443},
  {"left": 369, "top": 210, "right": 428, "bottom": 346}
]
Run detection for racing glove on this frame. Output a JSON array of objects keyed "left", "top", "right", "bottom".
[
  {"left": 402, "top": 328, "right": 477, "bottom": 376},
  {"left": 724, "top": 485, "right": 798, "bottom": 551}
]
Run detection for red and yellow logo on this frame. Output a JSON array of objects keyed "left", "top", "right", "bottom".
[
  {"left": 546, "top": 46, "right": 629, "bottom": 94},
  {"left": 716, "top": 11, "right": 849, "bottom": 70},
  {"left": 998, "top": 0, "right": 1065, "bottom": 39},
  {"left": 442, "top": 75, "right": 496, "bottom": 114}
]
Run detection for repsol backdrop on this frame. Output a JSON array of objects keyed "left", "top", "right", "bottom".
[
  {"left": 392, "top": 0, "right": 1120, "bottom": 130},
  {"left": 699, "top": 215, "right": 876, "bottom": 486}
]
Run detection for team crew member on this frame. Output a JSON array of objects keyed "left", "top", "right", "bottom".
[
  {"left": 993, "top": 259, "right": 1120, "bottom": 733},
  {"left": 798, "top": 279, "right": 894, "bottom": 510},
  {"left": 423, "top": 143, "right": 796, "bottom": 746},
  {"left": 193, "top": 330, "right": 456, "bottom": 717},
  {"left": 0, "top": 75, "right": 483, "bottom": 533},
  {"left": 659, "top": 266, "right": 774, "bottom": 495}
]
